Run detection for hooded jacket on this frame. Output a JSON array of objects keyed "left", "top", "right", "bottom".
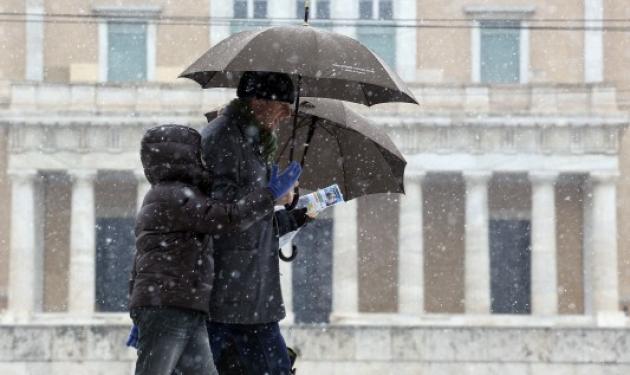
[{"left": 129, "top": 124, "right": 274, "bottom": 314}]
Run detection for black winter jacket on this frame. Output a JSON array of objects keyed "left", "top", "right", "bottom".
[
  {"left": 201, "top": 100, "right": 307, "bottom": 324},
  {"left": 129, "top": 125, "right": 274, "bottom": 314}
]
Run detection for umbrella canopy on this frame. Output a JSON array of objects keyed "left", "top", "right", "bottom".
[
  {"left": 180, "top": 25, "right": 417, "bottom": 106},
  {"left": 275, "top": 97, "right": 406, "bottom": 201}
]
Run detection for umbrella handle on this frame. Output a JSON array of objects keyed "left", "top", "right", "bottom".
[
  {"left": 285, "top": 186, "right": 300, "bottom": 211},
  {"left": 279, "top": 244, "right": 298, "bottom": 262},
  {"left": 285, "top": 116, "right": 315, "bottom": 212}
]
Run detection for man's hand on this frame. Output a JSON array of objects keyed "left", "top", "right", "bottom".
[{"left": 275, "top": 182, "right": 297, "bottom": 206}]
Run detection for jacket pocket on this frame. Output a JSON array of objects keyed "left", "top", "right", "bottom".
[{"left": 214, "top": 249, "right": 258, "bottom": 303}]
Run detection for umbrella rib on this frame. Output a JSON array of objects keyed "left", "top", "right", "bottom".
[
  {"left": 332, "top": 127, "right": 351, "bottom": 199},
  {"left": 335, "top": 125, "right": 405, "bottom": 197},
  {"left": 276, "top": 116, "right": 309, "bottom": 163}
]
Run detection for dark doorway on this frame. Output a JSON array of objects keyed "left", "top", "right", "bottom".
[
  {"left": 292, "top": 217, "right": 333, "bottom": 324},
  {"left": 490, "top": 219, "right": 531, "bottom": 314},
  {"left": 95, "top": 217, "right": 135, "bottom": 312}
]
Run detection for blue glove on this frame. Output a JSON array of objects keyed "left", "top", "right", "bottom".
[
  {"left": 268, "top": 162, "right": 302, "bottom": 199},
  {"left": 126, "top": 325, "right": 139, "bottom": 349}
]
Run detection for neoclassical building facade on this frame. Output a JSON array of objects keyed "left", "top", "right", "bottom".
[
  {"left": 1, "top": 80, "right": 628, "bottom": 321},
  {"left": 1, "top": 0, "right": 630, "bottom": 373}
]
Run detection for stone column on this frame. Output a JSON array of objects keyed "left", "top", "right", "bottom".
[
  {"left": 7, "top": 169, "right": 42, "bottom": 320},
  {"left": 582, "top": 181, "right": 594, "bottom": 315},
  {"left": 464, "top": 171, "right": 492, "bottom": 314},
  {"left": 67, "top": 169, "right": 97, "bottom": 315},
  {"left": 590, "top": 171, "right": 622, "bottom": 322},
  {"left": 398, "top": 173, "right": 425, "bottom": 314},
  {"left": 134, "top": 170, "right": 151, "bottom": 213},
  {"left": 529, "top": 171, "right": 559, "bottom": 315},
  {"left": 331, "top": 199, "right": 358, "bottom": 321}
]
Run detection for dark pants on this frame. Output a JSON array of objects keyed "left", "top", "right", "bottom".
[
  {"left": 208, "top": 322, "right": 292, "bottom": 375},
  {"left": 131, "top": 307, "right": 218, "bottom": 375}
]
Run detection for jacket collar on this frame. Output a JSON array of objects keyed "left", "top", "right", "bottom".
[{"left": 221, "top": 99, "right": 262, "bottom": 146}]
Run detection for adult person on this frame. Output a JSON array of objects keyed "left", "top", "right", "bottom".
[
  {"left": 129, "top": 124, "right": 301, "bottom": 375},
  {"left": 201, "top": 71, "right": 312, "bottom": 375}
]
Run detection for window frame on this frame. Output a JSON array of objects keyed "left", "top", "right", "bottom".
[
  {"left": 356, "top": 23, "right": 397, "bottom": 69},
  {"left": 103, "top": 22, "right": 151, "bottom": 82},
  {"left": 476, "top": 20, "right": 523, "bottom": 84},
  {"left": 94, "top": 6, "right": 159, "bottom": 83},
  {"left": 466, "top": 6, "right": 534, "bottom": 85},
  {"left": 296, "top": 0, "right": 331, "bottom": 20},
  {"left": 356, "top": 0, "right": 397, "bottom": 69},
  {"left": 359, "top": 0, "right": 393, "bottom": 20},
  {"left": 230, "top": 0, "right": 269, "bottom": 34}
]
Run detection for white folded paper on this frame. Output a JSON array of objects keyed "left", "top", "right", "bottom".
[{"left": 296, "top": 183, "right": 345, "bottom": 215}]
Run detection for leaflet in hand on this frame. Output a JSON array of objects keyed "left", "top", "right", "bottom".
[{"left": 297, "top": 184, "right": 344, "bottom": 214}]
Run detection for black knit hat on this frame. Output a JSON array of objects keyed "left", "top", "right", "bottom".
[{"left": 237, "top": 71, "right": 295, "bottom": 104}]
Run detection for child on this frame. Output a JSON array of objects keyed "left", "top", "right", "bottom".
[{"left": 128, "top": 124, "right": 301, "bottom": 375}]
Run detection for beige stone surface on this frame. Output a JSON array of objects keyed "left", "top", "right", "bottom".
[
  {"left": 42, "top": 173, "right": 71, "bottom": 312},
  {"left": 0, "top": 0, "right": 25, "bottom": 80},
  {"left": 417, "top": 0, "right": 585, "bottom": 84},
  {"left": 155, "top": 65, "right": 185, "bottom": 82},
  {"left": 0, "top": 0, "right": 629, "bottom": 338},
  {"left": 604, "top": 1, "right": 630, "bottom": 109},
  {"left": 3, "top": 325, "right": 630, "bottom": 374},
  {"left": 35, "top": 0, "right": 211, "bottom": 83},
  {"left": 69, "top": 64, "right": 99, "bottom": 83},
  {"left": 43, "top": 0, "right": 97, "bottom": 83},
  {"left": 358, "top": 194, "right": 399, "bottom": 313},
  {"left": 423, "top": 174, "right": 465, "bottom": 313},
  {"left": 556, "top": 177, "right": 585, "bottom": 314}
]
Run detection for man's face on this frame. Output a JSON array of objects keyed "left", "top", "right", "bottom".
[{"left": 251, "top": 99, "right": 292, "bottom": 130}]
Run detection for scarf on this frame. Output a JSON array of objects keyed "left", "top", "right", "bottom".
[{"left": 228, "top": 99, "right": 278, "bottom": 164}]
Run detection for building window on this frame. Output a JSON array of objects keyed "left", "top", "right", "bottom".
[
  {"left": 357, "top": 0, "right": 396, "bottom": 68},
  {"left": 94, "top": 171, "right": 137, "bottom": 313},
  {"left": 234, "top": 0, "right": 248, "bottom": 18},
  {"left": 357, "top": 27, "right": 396, "bottom": 69},
  {"left": 479, "top": 20, "right": 521, "bottom": 84},
  {"left": 466, "top": 6, "right": 534, "bottom": 84},
  {"left": 253, "top": 0, "right": 267, "bottom": 19},
  {"left": 379, "top": 0, "right": 393, "bottom": 20},
  {"left": 359, "top": 0, "right": 394, "bottom": 20},
  {"left": 296, "top": 0, "right": 330, "bottom": 20},
  {"left": 107, "top": 22, "right": 148, "bottom": 82},
  {"left": 359, "top": 0, "right": 373, "bottom": 19},
  {"left": 232, "top": 0, "right": 269, "bottom": 34},
  {"left": 317, "top": 0, "right": 330, "bottom": 19}
]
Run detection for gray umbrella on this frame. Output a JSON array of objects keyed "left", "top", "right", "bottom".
[
  {"left": 179, "top": 25, "right": 417, "bottom": 107},
  {"left": 203, "top": 97, "right": 406, "bottom": 201},
  {"left": 275, "top": 97, "right": 406, "bottom": 201}
]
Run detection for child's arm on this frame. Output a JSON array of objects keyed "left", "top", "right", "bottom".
[
  {"left": 180, "top": 186, "right": 275, "bottom": 234},
  {"left": 274, "top": 208, "right": 312, "bottom": 237}
]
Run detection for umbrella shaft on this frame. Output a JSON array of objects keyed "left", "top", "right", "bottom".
[
  {"left": 304, "top": 0, "right": 310, "bottom": 24},
  {"left": 289, "top": 75, "right": 302, "bottom": 162}
]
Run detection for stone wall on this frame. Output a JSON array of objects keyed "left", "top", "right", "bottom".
[{"left": 1, "top": 324, "right": 630, "bottom": 375}]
